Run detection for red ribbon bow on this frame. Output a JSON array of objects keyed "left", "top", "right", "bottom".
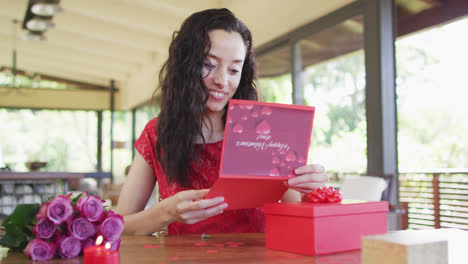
[{"left": 304, "top": 186, "right": 342, "bottom": 203}]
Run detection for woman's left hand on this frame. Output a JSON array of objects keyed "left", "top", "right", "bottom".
[{"left": 284, "top": 164, "right": 328, "bottom": 194}]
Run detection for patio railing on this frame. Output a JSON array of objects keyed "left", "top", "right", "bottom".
[
  {"left": 330, "top": 169, "right": 468, "bottom": 230},
  {"left": 399, "top": 169, "right": 468, "bottom": 230}
]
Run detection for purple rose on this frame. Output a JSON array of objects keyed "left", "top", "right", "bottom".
[
  {"left": 46, "top": 195, "right": 74, "bottom": 225},
  {"left": 57, "top": 236, "right": 82, "bottom": 259},
  {"left": 34, "top": 218, "right": 56, "bottom": 239},
  {"left": 23, "top": 239, "right": 56, "bottom": 261},
  {"left": 98, "top": 210, "right": 124, "bottom": 242},
  {"left": 68, "top": 217, "right": 96, "bottom": 240},
  {"left": 76, "top": 195, "right": 105, "bottom": 222}
]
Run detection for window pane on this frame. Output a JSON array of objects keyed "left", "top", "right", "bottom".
[
  {"left": 0, "top": 109, "right": 97, "bottom": 172},
  {"left": 135, "top": 103, "right": 159, "bottom": 138},
  {"left": 300, "top": 15, "right": 366, "bottom": 173},
  {"left": 396, "top": 17, "right": 468, "bottom": 170},
  {"left": 103, "top": 111, "right": 132, "bottom": 183}
]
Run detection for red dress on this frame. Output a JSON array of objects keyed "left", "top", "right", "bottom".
[{"left": 134, "top": 117, "right": 265, "bottom": 235}]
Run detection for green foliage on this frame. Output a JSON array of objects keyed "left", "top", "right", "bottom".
[
  {"left": 258, "top": 74, "right": 293, "bottom": 104},
  {"left": 395, "top": 28, "right": 468, "bottom": 170},
  {"left": 0, "top": 204, "right": 40, "bottom": 251},
  {"left": 0, "top": 109, "right": 99, "bottom": 172},
  {"left": 57, "top": 179, "right": 65, "bottom": 195},
  {"left": 304, "top": 51, "right": 366, "bottom": 148}
]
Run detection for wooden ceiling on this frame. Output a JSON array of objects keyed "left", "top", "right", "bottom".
[{"left": 0, "top": 0, "right": 356, "bottom": 109}]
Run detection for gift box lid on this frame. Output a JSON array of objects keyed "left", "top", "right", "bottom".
[{"left": 264, "top": 200, "right": 389, "bottom": 218}]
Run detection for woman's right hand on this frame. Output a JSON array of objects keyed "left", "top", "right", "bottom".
[{"left": 163, "top": 189, "right": 227, "bottom": 225}]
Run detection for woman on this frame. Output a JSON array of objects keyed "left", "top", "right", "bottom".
[{"left": 116, "top": 8, "right": 327, "bottom": 235}]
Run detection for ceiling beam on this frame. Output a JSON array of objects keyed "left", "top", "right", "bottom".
[
  {"left": 0, "top": 21, "right": 149, "bottom": 65},
  {"left": 62, "top": 0, "right": 180, "bottom": 37},
  {"left": 299, "top": 39, "right": 325, "bottom": 51},
  {"left": 0, "top": 41, "right": 135, "bottom": 74},
  {"left": 0, "top": 67, "right": 111, "bottom": 90},
  {"left": 113, "top": 0, "right": 193, "bottom": 17},
  {"left": 342, "top": 19, "right": 364, "bottom": 33},
  {"left": 156, "top": 0, "right": 220, "bottom": 14},
  {"left": 0, "top": 0, "right": 28, "bottom": 19},
  {"left": 45, "top": 30, "right": 153, "bottom": 64},
  {"left": 0, "top": 62, "right": 112, "bottom": 88},
  {"left": 0, "top": 51, "right": 127, "bottom": 82},
  {"left": 398, "top": 0, "right": 468, "bottom": 37},
  {"left": 54, "top": 12, "right": 170, "bottom": 52}
]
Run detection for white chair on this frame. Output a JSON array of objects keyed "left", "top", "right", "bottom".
[{"left": 340, "top": 175, "right": 388, "bottom": 201}]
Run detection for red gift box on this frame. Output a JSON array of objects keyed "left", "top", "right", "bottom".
[{"left": 264, "top": 200, "right": 389, "bottom": 256}]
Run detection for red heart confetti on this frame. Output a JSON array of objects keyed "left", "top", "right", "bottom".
[
  {"left": 212, "top": 244, "right": 224, "bottom": 247},
  {"left": 143, "top": 244, "right": 162, "bottom": 248}
]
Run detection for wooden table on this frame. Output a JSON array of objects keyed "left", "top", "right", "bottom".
[{"left": 2, "top": 233, "right": 362, "bottom": 263}]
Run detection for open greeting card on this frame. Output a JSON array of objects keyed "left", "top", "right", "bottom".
[{"left": 205, "top": 99, "right": 315, "bottom": 210}]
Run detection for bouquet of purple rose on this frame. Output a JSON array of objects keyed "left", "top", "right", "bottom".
[{"left": 0, "top": 191, "right": 124, "bottom": 261}]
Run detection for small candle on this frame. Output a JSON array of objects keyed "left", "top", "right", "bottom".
[{"left": 84, "top": 236, "right": 120, "bottom": 264}]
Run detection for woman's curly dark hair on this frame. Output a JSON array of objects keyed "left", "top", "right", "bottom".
[{"left": 155, "top": 8, "right": 258, "bottom": 187}]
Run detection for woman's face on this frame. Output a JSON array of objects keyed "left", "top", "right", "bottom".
[{"left": 202, "top": 29, "right": 246, "bottom": 115}]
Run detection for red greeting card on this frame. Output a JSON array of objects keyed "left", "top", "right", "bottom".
[{"left": 205, "top": 99, "right": 315, "bottom": 210}]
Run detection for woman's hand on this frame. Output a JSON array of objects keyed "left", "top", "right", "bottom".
[
  {"left": 284, "top": 164, "right": 328, "bottom": 194},
  {"left": 163, "top": 189, "right": 227, "bottom": 225}
]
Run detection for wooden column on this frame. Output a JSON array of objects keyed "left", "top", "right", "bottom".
[
  {"left": 291, "top": 42, "right": 304, "bottom": 105},
  {"left": 97, "top": 110, "right": 103, "bottom": 172},
  {"left": 110, "top": 79, "right": 115, "bottom": 181},
  {"left": 363, "top": 0, "right": 399, "bottom": 207}
]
